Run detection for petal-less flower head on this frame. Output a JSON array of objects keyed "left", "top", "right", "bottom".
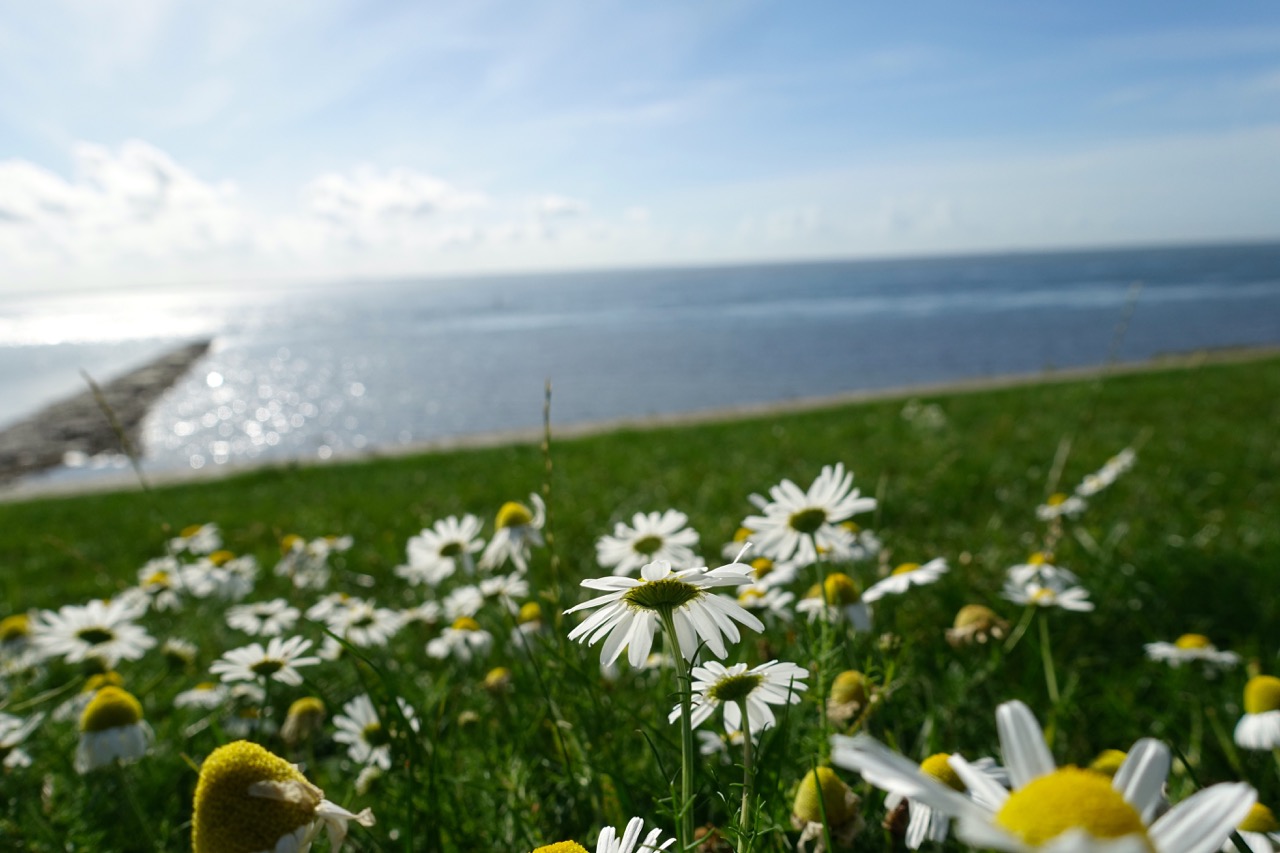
[
  {"left": 1235, "top": 675, "right": 1280, "bottom": 751},
  {"left": 281, "top": 697, "right": 327, "bottom": 747},
  {"left": 946, "top": 604, "right": 1011, "bottom": 647},
  {"left": 209, "top": 636, "right": 321, "bottom": 687},
  {"left": 827, "top": 669, "right": 872, "bottom": 723},
  {"left": 532, "top": 815, "right": 674, "bottom": 853},
  {"left": 192, "top": 740, "right": 374, "bottom": 853},
  {"left": 397, "top": 514, "right": 486, "bottom": 585},
  {"left": 596, "top": 509, "right": 700, "bottom": 577},
  {"left": 75, "top": 686, "right": 152, "bottom": 773},
  {"left": 566, "top": 559, "right": 763, "bottom": 667},
  {"left": 1145, "top": 634, "right": 1241, "bottom": 670},
  {"left": 479, "top": 494, "right": 546, "bottom": 573},
  {"left": 30, "top": 598, "right": 156, "bottom": 669},
  {"left": 832, "top": 699, "right": 1256, "bottom": 853},
  {"left": 796, "top": 573, "right": 872, "bottom": 631},
  {"left": 883, "top": 754, "right": 1008, "bottom": 850},
  {"left": 742, "top": 463, "right": 877, "bottom": 565},
  {"left": 791, "top": 767, "right": 862, "bottom": 852},
  {"left": 1225, "top": 802, "right": 1280, "bottom": 853},
  {"left": 670, "top": 659, "right": 807, "bottom": 733},
  {"left": 863, "top": 558, "right": 950, "bottom": 603}
]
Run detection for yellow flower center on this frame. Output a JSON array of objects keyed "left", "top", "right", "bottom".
[
  {"left": 0, "top": 614, "right": 29, "bottom": 642},
  {"left": 287, "top": 697, "right": 325, "bottom": 720},
  {"left": 632, "top": 535, "right": 663, "bottom": 556},
  {"left": 484, "top": 667, "right": 512, "bottom": 691},
  {"left": 733, "top": 526, "right": 753, "bottom": 543},
  {"left": 750, "top": 557, "right": 773, "bottom": 579},
  {"left": 77, "top": 626, "right": 116, "bottom": 645},
  {"left": 209, "top": 550, "right": 235, "bottom": 566},
  {"left": 518, "top": 602, "right": 543, "bottom": 624},
  {"left": 361, "top": 722, "right": 390, "bottom": 747},
  {"left": 1240, "top": 803, "right": 1280, "bottom": 833},
  {"left": 145, "top": 570, "right": 171, "bottom": 587},
  {"left": 532, "top": 843, "right": 589, "bottom": 853},
  {"left": 439, "top": 541, "right": 464, "bottom": 558},
  {"left": 1174, "top": 633, "right": 1211, "bottom": 650},
  {"left": 829, "top": 670, "right": 868, "bottom": 705},
  {"left": 1030, "top": 588, "right": 1056, "bottom": 604},
  {"left": 452, "top": 616, "right": 481, "bottom": 632},
  {"left": 1046, "top": 493, "right": 1068, "bottom": 507},
  {"left": 192, "top": 740, "right": 320, "bottom": 853},
  {"left": 622, "top": 577, "right": 701, "bottom": 611},
  {"left": 250, "top": 659, "right": 285, "bottom": 678},
  {"left": 83, "top": 671, "right": 124, "bottom": 693},
  {"left": 840, "top": 521, "right": 861, "bottom": 534},
  {"left": 919, "top": 754, "right": 964, "bottom": 791},
  {"left": 1245, "top": 675, "right": 1280, "bottom": 714},
  {"left": 822, "top": 573, "right": 861, "bottom": 606},
  {"left": 792, "top": 767, "right": 857, "bottom": 825},
  {"left": 180, "top": 524, "right": 205, "bottom": 538},
  {"left": 789, "top": 507, "right": 828, "bottom": 535},
  {"left": 1088, "top": 750, "right": 1128, "bottom": 777},
  {"left": 738, "top": 589, "right": 763, "bottom": 606},
  {"left": 994, "top": 767, "right": 1151, "bottom": 849},
  {"left": 708, "top": 673, "right": 764, "bottom": 704},
  {"left": 281, "top": 534, "right": 303, "bottom": 552},
  {"left": 891, "top": 562, "right": 920, "bottom": 576},
  {"left": 495, "top": 501, "right": 533, "bottom": 529},
  {"left": 1027, "top": 552, "right": 1050, "bottom": 565},
  {"left": 953, "top": 604, "right": 998, "bottom": 630},
  {"left": 80, "top": 686, "right": 143, "bottom": 733}
]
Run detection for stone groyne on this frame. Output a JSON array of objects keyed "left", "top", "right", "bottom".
[{"left": 0, "top": 340, "right": 212, "bottom": 486}]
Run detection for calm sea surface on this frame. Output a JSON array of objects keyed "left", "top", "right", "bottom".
[{"left": 4, "top": 242, "right": 1280, "bottom": 484}]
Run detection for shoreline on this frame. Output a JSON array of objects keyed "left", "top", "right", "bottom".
[{"left": 2, "top": 343, "right": 1276, "bottom": 503}]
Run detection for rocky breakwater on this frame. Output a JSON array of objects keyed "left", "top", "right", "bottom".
[{"left": 0, "top": 340, "right": 212, "bottom": 487}]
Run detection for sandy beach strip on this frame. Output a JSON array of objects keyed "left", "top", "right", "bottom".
[{"left": 2, "top": 343, "right": 1277, "bottom": 503}]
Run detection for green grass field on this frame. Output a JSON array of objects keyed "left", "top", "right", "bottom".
[{"left": 1, "top": 354, "right": 1278, "bottom": 851}]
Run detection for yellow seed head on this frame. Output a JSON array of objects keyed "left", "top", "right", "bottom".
[
  {"left": 750, "top": 557, "right": 774, "bottom": 578},
  {"left": 994, "top": 767, "right": 1150, "bottom": 849},
  {"left": 953, "top": 604, "right": 998, "bottom": 630},
  {"left": 1174, "top": 633, "right": 1211, "bottom": 650},
  {"left": 793, "top": 767, "right": 858, "bottom": 826},
  {"left": 532, "top": 843, "right": 589, "bottom": 853},
  {"left": 484, "top": 667, "right": 512, "bottom": 693},
  {"left": 1027, "top": 551, "right": 1050, "bottom": 565},
  {"left": 180, "top": 524, "right": 205, "bottom": 538},
  {"left": 0, "top": 614, "right": 30, "bottom": 642},
  {"left": 733, "top": 526, "right": 753, "bottom": 543},
  {"left": 280, "top": 534, "right": 303, "bottom": 552},
  {"left": 891, "top": 562, "right": 921, "bottom": 576},
  {"left": 209, "top": 550, "right": 236, "bottom": 567},
  {"left": 1245, "top": 675, "right": 1280, "bottom": 715},
  {"left": 1046, "top": 493, "right": 1068, "bottom": 507},
  {"left": 1240, "top": 803, "right": 1280, "bottom": 833},
  {"left": 451, "top": 616, "right": 481, "bottom": 632},
  {"left": 495, "top": 501, "right": 533, "bottom": 529},
  {"left": 192, "top": 740, "right": 321, "bottom": 853},
  {"left": 82, "top": 671, "right": 124, "bottom": 694},
  {"left": 281, "top": 698, "right": 326, "bottom": 746},
  {"left": 518, "top": 602, "right": 543, "bottom": 625},
  {"left": 1088, "top": 750, "right": 1128, "bottom": 777},
  {"left": 829, "top": 670, "right": 869, "bottom": 706},
  {"left": 822, "top": 573, "right": 861, "bottom": 606},
  {"left": 80, "top": 686, "right": 143, "bottom": 733},
  {"left": 919, "top": 754, "right": 965, "bottom": 791}
]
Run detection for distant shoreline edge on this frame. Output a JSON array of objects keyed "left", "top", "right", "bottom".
[{"left": 3, "top": 343, "right": 1277, "bottom": 502}]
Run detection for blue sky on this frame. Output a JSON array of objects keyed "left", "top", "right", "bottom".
[{"left": 1, "top": 1, "right": 1279, "bottom": 290}]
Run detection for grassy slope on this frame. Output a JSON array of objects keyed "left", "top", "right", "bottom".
[{"left": 2, "top": 355, "right": 1278, "bottom": 849}]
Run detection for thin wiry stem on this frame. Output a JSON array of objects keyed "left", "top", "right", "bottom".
[
  {"left": 660, "top": 609, "right": 695, "bottom": 851},
  {"left": 736, "top": 699, "right": 755, "bottom": 853},
  {"left": 1038, "top": 612, "right": 1060, "bottom": 706}
]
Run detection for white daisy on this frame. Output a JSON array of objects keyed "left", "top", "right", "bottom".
[
  {"left": 832, "top": 699, "right": 1256, "bottom": 853},
  {"left": 306, "top": 592, "right": 359, "bottom": 623},
  {"left": 1235, "top": 676, "right": 1280, "bottom": 750},
  {"left": 444, "top": 585, "right": 485, "bottom": 620},
  {"left": 862, "top": 558, "right": 949, "bottom": 603},
  {"left": 169, "top": 522, "right": 221, "bottom": 556},
  {"left": 1002, "top": 580, "right": 1094, "bottom": 612},
  {"left": 1007, "top": 557, "right": 1080, "bottom": 591},
  {"left": 135, "top": 558, "right": 184, "bottom": 611},
  {"left": 742, "top": 463, "right": 876, "bottom": 565},
  {"left": 332, "top": 694, "right": 420, "bottom": 770},
  {"left": 426, "top": 617, "right": 493, "bottom": 663},
  {"left": 479, "top": 494, "right": 546, "bottom": 572},
  {"left": 533, "top": 816, "right": 674, "bottom": 853},
  {"left": 1035, "top": 493, "right": 1087, "bottom": 521},
  {"left": 182, "top": 553, "right": 259, "bottom": 601},
  {"left": 0, "top": 711, "right": 42, "bottom": 769},
  {"left": 175, "top": 682, "right": 230, "bottom": 710},
  {"left": 274, "top": 534, "right": 352, "bottom": 590},
  {"left": 396, "top": 514, "right": 485, "bottom": 585},
  {"left": 325, "top": 601, "right": 403, "bottom": 648},
  {"left": 1076, "top": 448, "right": 1137, "bottom": 497},
  {"left": 210, "top": 636, "right": 321, "bottom": 687},
  {"left": 795, "top": 572, "right": 873, "bottom": 631},
  {"left": 736, "top": 585, "right": 796, "bottom": 621},
  {"left": 566, "top": 559, "right": 763, "bottom": 667},
  {"left": 596, "top": 509, "right": 700, "bottom": 576},
  {"left": 1145, "top": 634, "right": 1240, "bottom": 670},
  {"left": 480, "top": 572, "right": 529, "bottom": 611},
  {"left": 30, "top": 598, "right": 156, "bottom": 668},
  {"left": 669, "top": 659, "right": 807, "bottom": 733},
  {"left": 226, "top": 598, "right": 300, "bottom": 637},
  {"left": 75, "top": 686, "right": 152, "bottom": 773}
]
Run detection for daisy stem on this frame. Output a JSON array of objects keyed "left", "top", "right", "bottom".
[
  {"left": 811, "top": 536, "right": 831, "bottom": 745},
  {"left": 659, "top": 609, "right": 696, "bottom": 851},
  {"left": 1037, "top": 612, "right": 1059, "bottom": 705},
  {"left": 736, "top": 699, "right": 755, "bottom": 853}
]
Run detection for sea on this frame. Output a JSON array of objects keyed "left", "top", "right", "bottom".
[{"left": 3, "top": 242, "right": 1280, "bottom": 486}]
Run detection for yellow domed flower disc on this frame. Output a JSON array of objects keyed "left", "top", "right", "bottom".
[
  {"left": 495, "top": 501, "right": 533, "bottom": 529},
  {"left": 532, "top": 843, "right": 589, "bottom": 853},
  {"left": 953, "top": 604, "right": 998, "bottom": 630},
  {"left": 192, "top": 740, "right": 321, "bottom": 853},
  {"left": 80, "top": 686, "right": 143, "bottom": 733},
  {"left": 0, "top": 614, "right": 29, "bottom": 642},
  {"left": 82, "top": 671, "right": 124, "bottom": 694},
  {"left": 209, "top": 550, "right": 236, "bottom": 567},
  {"left": 829, "top": 671, "right": 868, "bottom": 705},
  {"left": 1088, "top": 750, "right": 1128, "bottom": 777},
  {"left": 994, "top": 767, "right": 1150, "bottom": 849},
  {"left": 793, "top": 767, "right": 857, "bottom": 826},
  {"left": 484, "top": 667, "right": 512, "bottom": 692},
  {"left": 919, "top": 754, "right": 964, "bottom": 791},
  {"left": 280, "top": 534, "right": 303, "bottom": 552},
  {"left": 822, "top": 573, "right": 861, "bottom": 606},
  {"left": 452, "top": 616, "right": 481, "bottom": 632},
  {"left": 892, "top": 562, "right": 921, "bottom": 576},
  {"left": 1174, "top": 633, "right": 1211, "bottom": 650},
  {"left": 518, "top": 602, "right": 543, "bottom": 624},
  {"left": 1240, "top": 803, "right": 1280, "bottom": 833},
  {"left": 1245, "top": 675, "right": 1280, "bottom": 715}
]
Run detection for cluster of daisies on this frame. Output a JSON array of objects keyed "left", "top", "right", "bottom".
[{"left": 0, "top": 444, "right": 1277, "bottom": 853}]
